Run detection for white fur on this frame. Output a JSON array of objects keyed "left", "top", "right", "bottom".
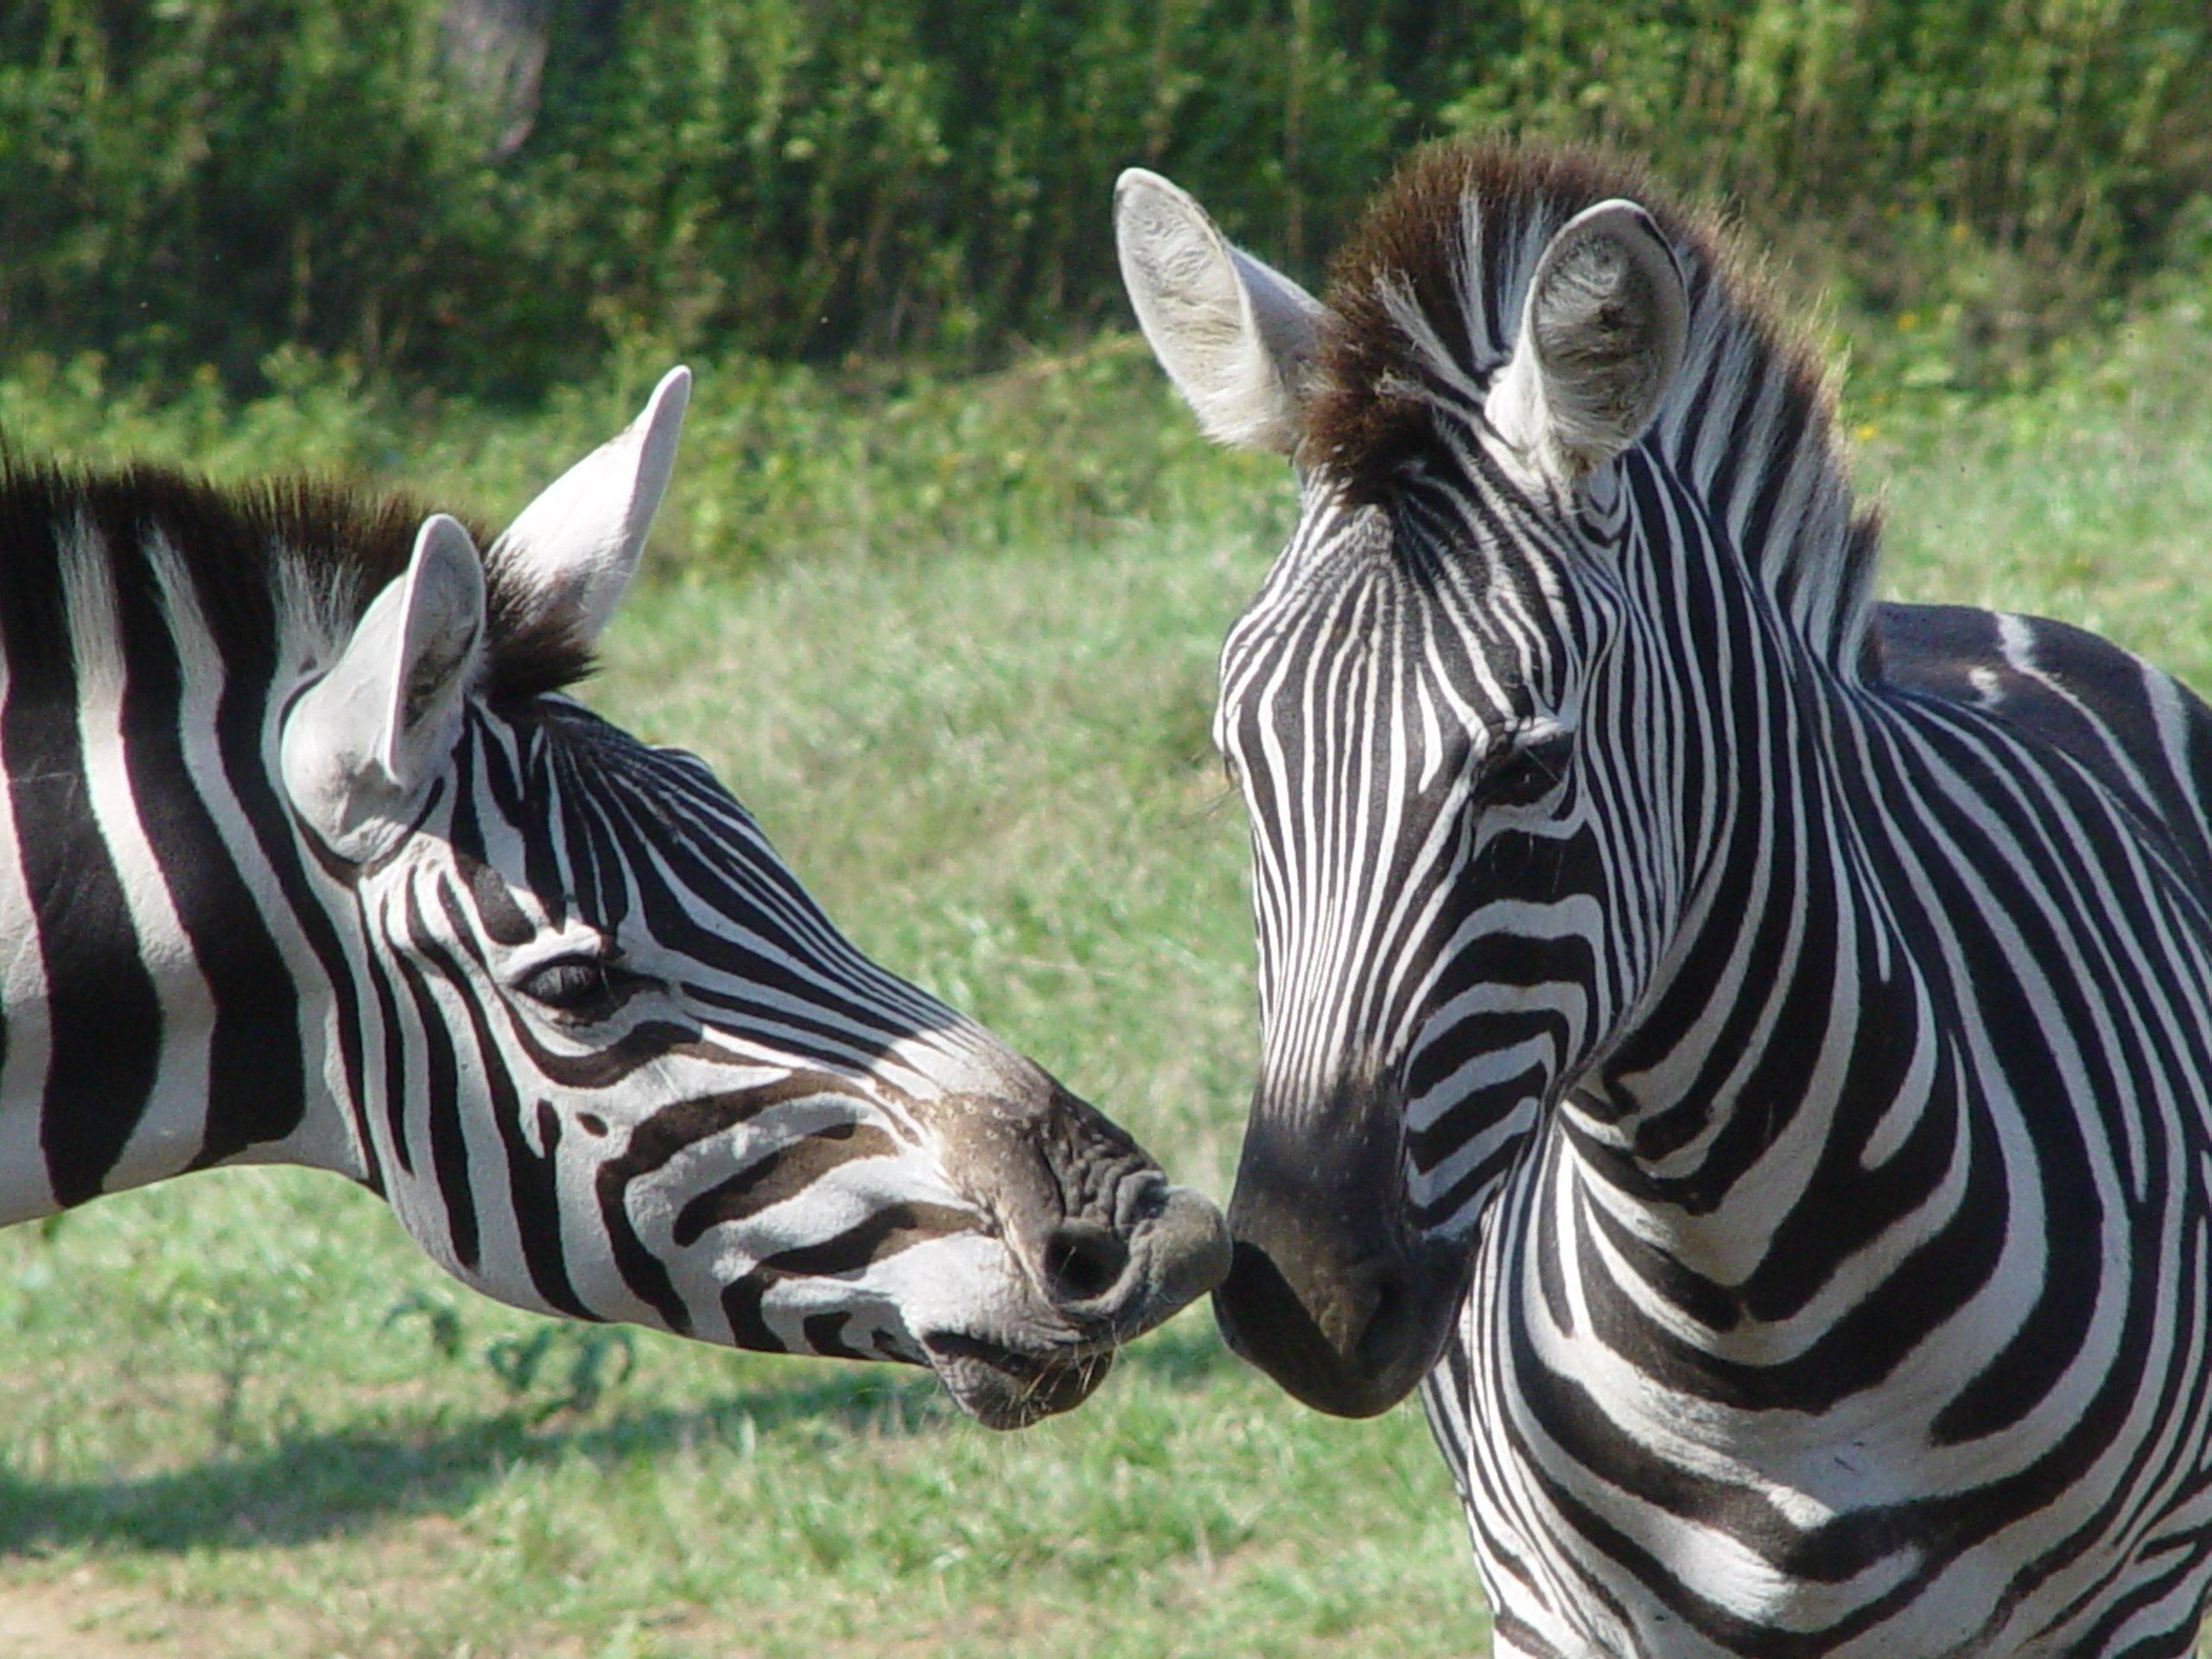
[
  {"left": 1114, "top": 170, "right": 1328, "bottom": 454},
  {"left": 487, "top": 365, "right": 690, "bottom": 645},
  {"left": 0, "top": 642, "right": 52, "bottom": 1219},
  {"left": 279, "top": 515, "right": 486, "bottom": 864},
  {"left": 56, "top": 525, "right": 224, "bottom": 1192}
]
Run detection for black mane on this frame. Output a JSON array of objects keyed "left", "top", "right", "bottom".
[{"left": 0, "top": 456, "right": 594, "bottom": 703}]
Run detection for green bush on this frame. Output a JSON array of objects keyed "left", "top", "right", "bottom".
[
  {"left": 0, "top": 0, "right": 541, "bottom": 384},
  {"left": 1446, "top": 0, "right": 2212, "bottom": 378},
  {"left": 0, "top": 1, "right": 2203, "bottom": 393}
]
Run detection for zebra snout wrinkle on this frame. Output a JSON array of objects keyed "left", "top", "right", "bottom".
[{"left": 973, "top": 1079, "right": 1229, "bottom": 1335}]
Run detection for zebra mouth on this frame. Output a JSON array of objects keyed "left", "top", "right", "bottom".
[{"left": 921, "top": 1332, "right": 1116, "bottom": 1430}]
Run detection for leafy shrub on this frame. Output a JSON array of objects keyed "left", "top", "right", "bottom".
[{"left": 0, "top": 1, "right": 2203, "bottom": 392}]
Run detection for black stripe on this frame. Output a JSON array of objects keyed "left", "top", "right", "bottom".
[
  {"left": 223, "top": 672, "right": 372, "bottom": 1190},
  {"left": 0, "top": 569, "right": 162, "bottom": 1206},
  {"left": 589, "top": 1080, "right": 854, "bottom": 1335},
  {"left": 106, "top": 544, "right": 307, "bottom": 1168},
  {"left": 462, "top": 853, "right": 535, "bottom": 948},
  {"left": 434, "top": 875, "right": 591, "bottom": 1319},
  {"left": 672, "top": 1121, "right": 899, "bottom": 1248},
  {"left": 719, "top": 1201, "right": 969, "bottom": 1352},
  {"left": 396, "top": 882, "right": 479, "bottom": 1270}
]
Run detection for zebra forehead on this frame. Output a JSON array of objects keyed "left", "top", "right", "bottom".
[
  {"left": 1309, "top": 143, "right": 1745, "bottom": 482},
  {"left": 0, "top": 458, "right": 592, "bottom": 704}
]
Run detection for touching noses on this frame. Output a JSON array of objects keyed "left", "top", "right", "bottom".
[
  {"left": 1212, "top": 1079, "right": 1456, "bottom": 1417},
  {"left": 986, "top": 1078, "right": 1231, "bottom": 1335}
]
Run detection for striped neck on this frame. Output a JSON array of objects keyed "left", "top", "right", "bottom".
[
  {"left": 1568, "top": 653, "right": 1959, "bottom": 1291},
  {"left": 0, "top": 643, "right": 368, "bottom": 1223}
]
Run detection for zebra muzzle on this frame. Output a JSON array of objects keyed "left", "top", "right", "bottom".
[
  {"left": 924, "top": 1180, "right": 1228, "bottom": 1429},
  {"left": 1216, "top": 1089, "right": 1464, "bottom": 1416}
]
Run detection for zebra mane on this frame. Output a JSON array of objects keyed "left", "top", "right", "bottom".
[
  {"left": 0, "top": 457, "right": 594, "bottom": 704},
  {"left": 1305, "top": 141, "right": 1882, "bottom": 675}
]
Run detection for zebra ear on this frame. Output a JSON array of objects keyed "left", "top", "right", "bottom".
[
  {"left": 488, "top": 365, "right": 690, "bottom": 646},
  {"left": 1115, "top": 168, "right": 1327, "bottom": 455},
  {"left": 280, "top": 515, "right": 486, "bottom": 863},
  {"left": 1486, "top": 200, "right": 1688, "bottom": 488}
]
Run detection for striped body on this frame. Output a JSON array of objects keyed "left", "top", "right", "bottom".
[
  {"left": 1408, "top": 584, "right": 2212, "bottom": 1656},
  {"left": 0, "top": 384, "right": 1224, "bottom": 1428},
  {"left": 1117, "top": 148, "right": 2212, "bottom": 1650}
]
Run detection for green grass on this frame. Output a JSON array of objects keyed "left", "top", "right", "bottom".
[{"left": 3, "top": 286, "right": 2212, "bottom": 1657}]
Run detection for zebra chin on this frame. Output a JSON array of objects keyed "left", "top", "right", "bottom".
[{"left": 918, "top": 1334, "right": 1118, "bottom": 1430}]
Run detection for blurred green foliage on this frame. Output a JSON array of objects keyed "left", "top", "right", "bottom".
[
  {"left": 0, "top": 1, "right": 2203, "bottom": 397},
  {"left": 0, "top": 333, "right": 1249, "bottom": 573}
]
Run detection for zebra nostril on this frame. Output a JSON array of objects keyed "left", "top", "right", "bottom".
[{"left": 1042, "top": 1221, "right": 1131, "bottom": 1306}]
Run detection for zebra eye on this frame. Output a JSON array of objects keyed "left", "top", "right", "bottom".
[
  {"left": 1477, "top": 730, "right": 1573, "bottom": 809},
  {"left": 514, "top": 954, "right": 632, "bottom": 1020}
]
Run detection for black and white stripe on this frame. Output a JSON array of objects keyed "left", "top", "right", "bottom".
[
  {"left": 1121, "top": 143, "right": 2212, "bottom": 1650},
  {"left": 0, "top": 372, "right": 1225, "bottom": 1429}
]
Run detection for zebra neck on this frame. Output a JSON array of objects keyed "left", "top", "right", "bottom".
[
  {"left": 0, "top": 690, "right": 369, "bottom": 1224},
  {"left": 0, "top": 944, "right": 365, "bottom": 1227},
  {"left": 1567, "top": 683, "right": 1961, "bottom": 1290}
]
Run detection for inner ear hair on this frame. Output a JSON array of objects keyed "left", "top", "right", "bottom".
[{"left": 1492, "top": 200, "right": 1688, "bottom": 486}]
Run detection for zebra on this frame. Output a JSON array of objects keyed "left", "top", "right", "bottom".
[
  {"left": 0, "top": 368, "right": 1227, "bottom": 1430},
  {"left": 1116, "top": 142, "right": 2212, "bottom": 1654}
]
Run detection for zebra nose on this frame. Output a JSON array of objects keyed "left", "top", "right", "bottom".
[
  {"left": 986, "top": 1076, "right": 1229, "bottom": 1330},
  {"left": 1216, "top": 1095, "right": 1455, "bottom": 1415},
  {"left": 1035, "top": 1185, "right": 1230, "bottom": 1325},
  {"left": 1213, "top": 1236, "right": 1426, "bottom": 1417}
]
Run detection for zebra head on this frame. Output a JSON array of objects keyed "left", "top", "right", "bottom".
[
  {"left": 273, "top": 372, "right": 1227, "bottom": 1426},
  {"left": 1118, "top": 157, "right": 1694, "bottom": 1415}
]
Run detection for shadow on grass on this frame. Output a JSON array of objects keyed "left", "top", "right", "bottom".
[{"left": 0, "top": 1319, "right": 1240, "bottom": 1557}]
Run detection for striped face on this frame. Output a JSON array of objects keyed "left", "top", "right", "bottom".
[
  {"left": 1117, "top": 169, "right": 1690, "bottom": 1414},
  {"left": 266, "top": 379, "right": 1229, "bottom": 1430},
  {"left": 348, "top": 696, "right": 1224, "bottom": 1427},
  {"left": 1214, "top": 455, "right": 1675, "bottom": 1414}
]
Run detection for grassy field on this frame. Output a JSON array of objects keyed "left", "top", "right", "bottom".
[{"left": 2, "top": 283, "right": 2211, "bottom": 1658}]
